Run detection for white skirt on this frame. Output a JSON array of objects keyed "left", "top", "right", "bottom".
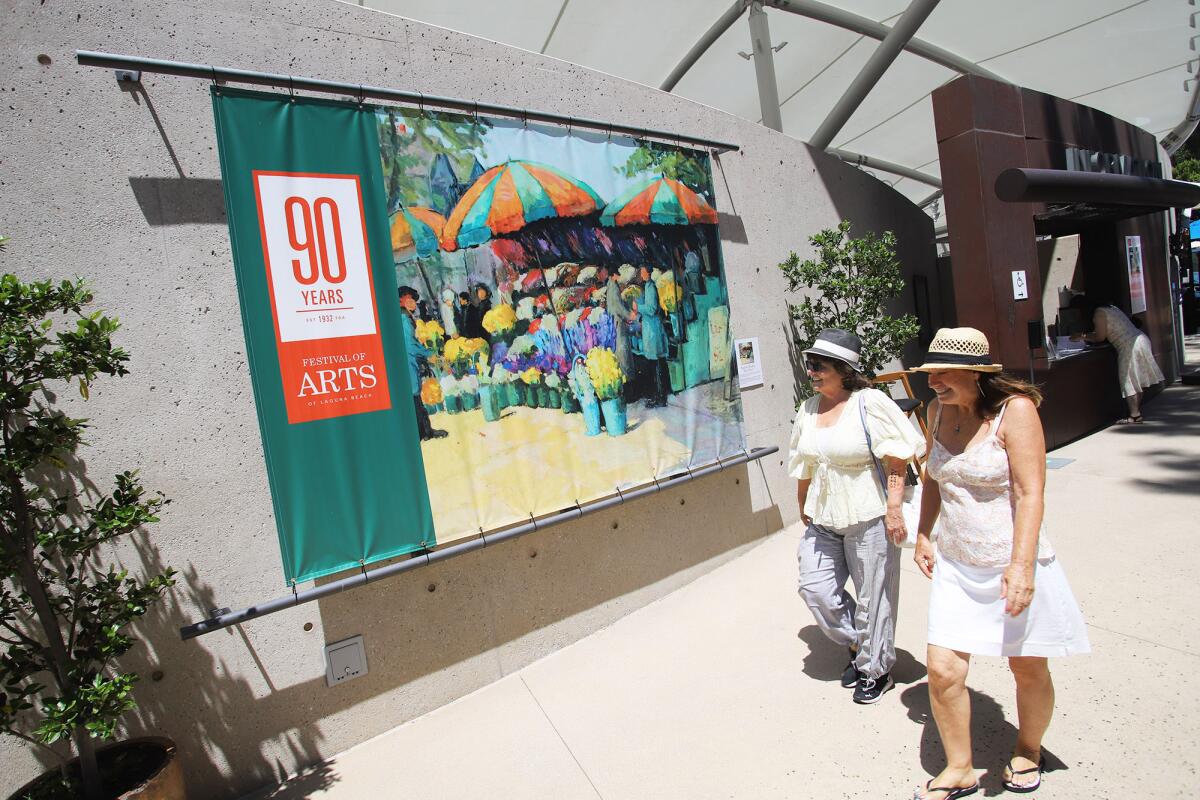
[{"left": 928, "top": 552, "right": 1091, "bottom": 657}]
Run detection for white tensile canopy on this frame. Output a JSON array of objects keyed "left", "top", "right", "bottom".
[{"left": 359, "top": 0, "right": 1196, "bottom": 211}]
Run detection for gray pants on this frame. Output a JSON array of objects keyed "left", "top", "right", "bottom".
[{"left": 797, "top": 517, "right": 899, "bottom": 679}]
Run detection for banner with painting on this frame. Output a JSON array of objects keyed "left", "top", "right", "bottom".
[{"left": 213, "top": 88, "right": 744, "bottom": 584}]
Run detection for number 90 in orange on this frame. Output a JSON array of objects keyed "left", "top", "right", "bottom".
[{"left": 284, "top": 195, "right": 348, "bottom": 285}]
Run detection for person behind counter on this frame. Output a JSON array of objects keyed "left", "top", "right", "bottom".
[
  {"left": 788, "top": 328, "right": 925, "bottom": 705},
  {"left": 1067, "top": 296, "right": 1165, "bottom": 424}
]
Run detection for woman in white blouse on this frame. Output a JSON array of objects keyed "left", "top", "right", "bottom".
[{"left": 788, "top": 329, "right": 926, "bottom": 705}]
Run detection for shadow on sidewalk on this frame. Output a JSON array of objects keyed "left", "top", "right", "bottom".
[
  {"left": 797, "top": 625, "right": 928, "bottom": 684},
  {"left": 899, "top": 683, "right": 1069, "bottom": 797}
]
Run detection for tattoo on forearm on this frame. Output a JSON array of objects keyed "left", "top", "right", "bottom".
[{"left": 887, "top": 472, "right": 903, "bottom": 490}]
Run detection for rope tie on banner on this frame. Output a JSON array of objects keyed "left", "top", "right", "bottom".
[
  {"left": 522, "top": 108, "right": 529, "bottom": 129},
  {"left": 528, "top": 512, "right": 538, "bottom": 531},
  {"left": 359, "top": 560, "right": 368, "bottom": 584},
  {"left": 356, "top": 84, "right": 366, "bottom": 105},
  {"left": 290, "top": 581, "right": 299, "bottom": 606},
  {"left": 606, "top": 121, "right": 613, "bottom": 141},
  {"left": 287, "top": 75, "right": 295, "bottom": 102},
  {"left": 478, "top": 526, "right": 487, "bottom": 545},
  {"left": 417, "top": 91, "right": 425, "bottom": 114},
  {"left": 615, "top": 485, "right": 625, "bottom": 504}
]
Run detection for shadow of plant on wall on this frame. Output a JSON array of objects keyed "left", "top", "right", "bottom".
[{"left": 117, "top": 538, "right": 337, "bottom": 798}]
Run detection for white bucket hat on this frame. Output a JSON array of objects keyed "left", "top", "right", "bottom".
[{"left": 802, "top": 328, "right": 863, "bottom": 373}]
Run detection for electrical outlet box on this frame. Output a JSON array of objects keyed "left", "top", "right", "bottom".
[{"left": 324, "top": 635, "right": 367, "bottom": 687}]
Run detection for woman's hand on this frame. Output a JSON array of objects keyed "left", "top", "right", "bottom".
[
  {"left": 884, "top": 505, "right": 907, "bottom": 546},
  {"left": 914, "top": 533, "right": 935, "bottom": 579},
  {"left": 1001, "top": 562, "right": 1035, "bottom": 616}
]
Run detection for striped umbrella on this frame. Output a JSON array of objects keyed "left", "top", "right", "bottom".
[
  {"left": 440, "top": 160, "right": 604, "bottom": 252},
  {"left": 599, "top": 176, "right": 718, "bottom": 227},
  {"left": 390, "top": 207, "right": 447, "bottom": 260}
]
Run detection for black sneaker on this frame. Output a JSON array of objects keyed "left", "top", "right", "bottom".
[
  {"left": 852, "top": 673, "right": 894, "bottom": 704},
  {"left": 840, "top": 654, "right": 860, "bottom": 689}
]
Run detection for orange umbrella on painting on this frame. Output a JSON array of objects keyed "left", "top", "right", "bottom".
[
  {"left": 440, "top": 160, "right": 604, "bottom": 251},
  {"left": 599, "top": 175, "right": 717, "bottom": 227},
  {"left": 390, "top": 206, "right": 447, "bottom": 261}
]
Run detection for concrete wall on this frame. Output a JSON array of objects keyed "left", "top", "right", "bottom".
[{"left": 0, "top": 1, "right": 935, "bottom": 796}]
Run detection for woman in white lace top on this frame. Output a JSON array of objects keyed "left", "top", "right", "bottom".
[
  {"left": 908, "top": 328, "right": 1089, "bottom": 800},
  {"left": 788, "top": 329, "right": 925, "bottom": 705}
]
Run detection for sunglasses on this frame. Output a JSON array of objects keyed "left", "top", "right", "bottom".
[{"left": 805, "top": 359, "right": 831, "bottom": 373}]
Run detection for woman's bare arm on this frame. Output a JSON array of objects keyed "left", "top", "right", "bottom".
[{"left": 999, "top": 397, "right": 1046, "bottom": 615}]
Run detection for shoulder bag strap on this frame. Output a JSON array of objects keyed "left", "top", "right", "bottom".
[{"left": 858, "top": 391, "right": 888, "bottom": 493}]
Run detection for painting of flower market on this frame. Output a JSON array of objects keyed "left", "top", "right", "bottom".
[{"left": 378, "top": 108, "right": 745, "bottom": 544}]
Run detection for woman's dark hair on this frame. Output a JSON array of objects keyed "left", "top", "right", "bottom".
[
  {"left": 823, "top": 358, "right": 871, "bottom": 391},
  {"left": 1067, "top": 293, "right": 1101, "bottom": 317},
  {"left": 977, "top": 371, "right": 1043, "bottom": 418}
]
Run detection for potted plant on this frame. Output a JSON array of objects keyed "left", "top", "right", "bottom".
[
  {"left": 568, "top": 356, "right": 601, "bottom": 436},
  {"left": 0, "top": 273, "right": 178, "bottom": 799},
  {"left": 519, "top": 367, "right": 542, "bottom": 408},
  {"left": 543, "top": 373, "right": 563, "bottom": 410},
  {"left": 586, "top": 347, "right": 627, "bottom": 436}
]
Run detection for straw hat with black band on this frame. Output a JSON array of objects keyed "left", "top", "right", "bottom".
[{"left": 910, "top": 327, "right": 1003, "bottom": 373}]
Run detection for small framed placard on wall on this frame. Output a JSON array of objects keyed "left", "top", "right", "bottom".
[{"left": 734, "top": 337, "right": 763, "bottom": 389}]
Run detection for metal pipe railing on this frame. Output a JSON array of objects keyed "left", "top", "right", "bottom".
[
  {"left": 75, "top": 51, "right": 740, "bottom": 154},
  {"left": 178, "top": 446, "right": 778, "bottom": 640}
]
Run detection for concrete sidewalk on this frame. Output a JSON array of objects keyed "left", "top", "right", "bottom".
[{"left": 249, "top": 384, "right": 1200, "bottom": 800}]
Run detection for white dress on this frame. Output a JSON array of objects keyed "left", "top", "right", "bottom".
[
  {"left": 1098, "top": 305, "right": 1164, "bottom": 398},
  {"left": 926, "top": 402, "right": 1090, "bottom": 657}
]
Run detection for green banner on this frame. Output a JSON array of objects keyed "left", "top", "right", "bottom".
[{"left": 213, "top": 87, "right": 434, "bottom": 585}]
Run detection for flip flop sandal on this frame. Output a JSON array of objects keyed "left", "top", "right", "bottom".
[
  {"left": 914, "top": 781, "right": 979, "bottom": 800},
  {"left": 1115, "top": 415, "right": 1144, "bottom": 425},
  {"left": 1002, "top": 757, "right": 1045, "bottom": 793}
]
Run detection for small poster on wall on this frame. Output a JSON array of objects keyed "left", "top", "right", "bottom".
[
  {"left": 734, "top": 337, "right": 763, "bottom": 389},
  {"left": 1126, "top": 235, "right": 1147, "bottom": 314}
]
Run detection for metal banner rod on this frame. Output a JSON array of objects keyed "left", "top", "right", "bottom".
[
  {"left": 178, "top": 445, "right": 779, "bottom": 640},
  {"left": 75, "top": 50, "right": 740, "bottom": 153}
]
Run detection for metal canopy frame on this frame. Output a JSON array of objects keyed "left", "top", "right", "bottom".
[
  {"left": 74, "top": 51, "right": 740, "bottom": 153},
  {"left": 656, "top": 0, "right": 991, "bottom": 192},
  {"left": 808, "top": 0, "right": 943, "bottom": 151}
]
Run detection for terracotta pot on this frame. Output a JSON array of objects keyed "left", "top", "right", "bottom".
[{"left": 9, "top": 736, "right": 185, "bottom": 800}]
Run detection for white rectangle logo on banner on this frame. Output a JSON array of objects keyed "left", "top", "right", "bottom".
[{"left": 255, "top": 173, "right": 377, "bottom": 343}]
